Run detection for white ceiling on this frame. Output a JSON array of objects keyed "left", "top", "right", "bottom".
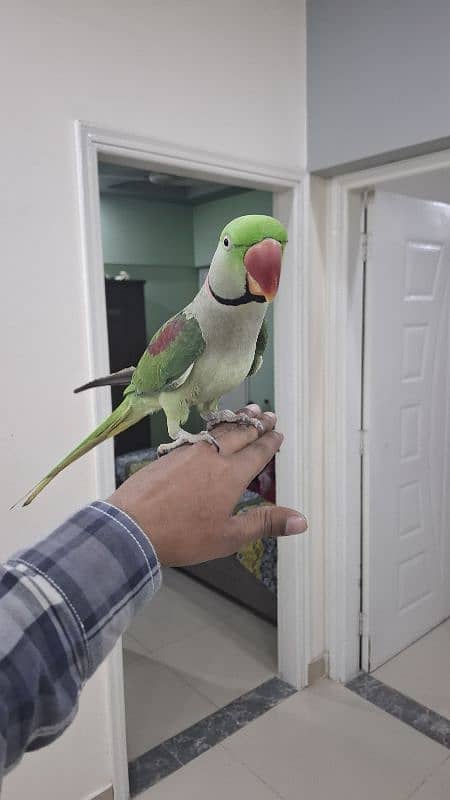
[{"left": 98, "top": 161, "right": 247, "bottom": 206}]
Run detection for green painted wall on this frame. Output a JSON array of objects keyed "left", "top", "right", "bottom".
[
  {"left": 193, "top": 190, "right": 275, "bottom": 412},
  {"left": 100, "top": 195, "right": 194, "bottom": 266}
]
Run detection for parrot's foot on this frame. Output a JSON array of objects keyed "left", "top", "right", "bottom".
[
  {"left": 202, "top": 408, "right": 264, "bottom": 433},
  {"left": 157, "top": 429, "right": 220, "bottom": 457}
]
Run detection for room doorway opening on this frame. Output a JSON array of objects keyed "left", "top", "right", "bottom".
[
  {"left": 76, "top": 123, "right": 307, "bottom": 797},
  {"left": 96, "top": 158, "right": 281, "bottom": 767}
]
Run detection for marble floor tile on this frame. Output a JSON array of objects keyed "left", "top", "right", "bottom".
[
  {"left": 129, "top": 743, "right": 181, "bottom": 797},
  {"left": 127, "top": 568, "right": 247, "bottom": 655},
  {"left": 128, "top": 678, "right": 295, "bottom": 795},
  {"left": 135, "top": 745, "right": 281, "bottom": 800},
  {"left": 409, "top": 756, "right": 450, "bottom": 799},
  {"left": 374, "top": 620, "right": 450, "bottom": 719},
  {"left": 223, "top": 679, "right": 449, "bottom": 800},
  {"left": 150, "top": 610, "right": 277, "bottom": 707},
  {"left": 124, "top": 650, "right": 216, "bottom": 759},
  {"left": 347, "top": 674, "right": 450, "bottom": 748},
  {"left": 123, "top": 632, "right": 151, "bottom": 658}
]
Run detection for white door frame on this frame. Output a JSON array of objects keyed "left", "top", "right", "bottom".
[
  {"left": 326, "top": 147, "right": 450, "bottom": 684},
  {"left": 75, "top": 123, "right": 310, "bottom": 799}
]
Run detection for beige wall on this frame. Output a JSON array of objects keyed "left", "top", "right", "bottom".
[{"left": 1, "top": 1, "right": 306, "bottom": 798}]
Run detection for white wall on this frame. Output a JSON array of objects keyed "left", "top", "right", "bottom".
[
  {"left": 307, "top": 0, "right": 450, "bottom": 173},
  {"left": 1, "top": 1, "right": 306, "bottom": 797}
]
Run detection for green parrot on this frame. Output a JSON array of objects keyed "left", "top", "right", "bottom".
[{"left": 20, "top": 214, "right": 287, "bottom": 506}]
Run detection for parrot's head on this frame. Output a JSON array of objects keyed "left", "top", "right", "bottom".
[{"left": 207, "top": 214, "right": 287, "bottom": 306}]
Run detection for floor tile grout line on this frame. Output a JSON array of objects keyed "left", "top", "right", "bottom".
[
  {"left": 124, "top": 618, "right": 216, "bottom": 659},
  {"left": 126, "top": 602, "right": 268, "bottom": 662},
  {"left": 128, "top": 676, "right": 296, "bottom": 797},
  {"left": 150, "top": 613, "right": 275, "bottom": 659},
  {"left": 372, "top": 616, "right": 450, "bottom": 674},
  {"left": 157, "top": 667, "right": 226, "bottom": 713},
  {"left": 404, "top": 752, "right": 450, "bottom": 800},
  {"left": 126, "top": 637, "right": 273, "bottom": 714},
  {"left": 125, "top": 639, "right": 225, "bottom": 714},
  {"left": 144, "top": 654, "right": 278, "bottom": 713},
  {"left": 126, "top": 630, "right": 278, "bottom": 711},
  {"left": 347, "top": 673, "right": 450, "bottom": 750},
  {"left": 219, "top": 739, "right": 289, "bottom": 800}
]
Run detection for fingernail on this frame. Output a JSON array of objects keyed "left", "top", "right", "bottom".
[
  {"left": 265, "top": 412, "right": 277, "bottom": 422},
  {"left": 285, "top": 514, "right": 308, "bottom": 535},
  {"left": 245, "top": 403, "right": 260, "bottom": 413}
]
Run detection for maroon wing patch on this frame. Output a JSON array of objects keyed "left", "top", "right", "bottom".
[{"left": 148, "top": 316, "right": 185, "bottom": 356}]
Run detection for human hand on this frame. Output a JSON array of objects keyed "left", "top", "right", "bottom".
[{"left": 108, "top": 405, "right": 307, "bottom": 567}]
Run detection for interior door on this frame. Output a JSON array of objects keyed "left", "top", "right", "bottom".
[{"left": 364, "top": 190, "right": 450, "bottom": 670}]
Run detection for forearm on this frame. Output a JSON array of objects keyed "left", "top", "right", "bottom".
[{"left": 0, "top": 500, "right": 161, "bottom": 778}]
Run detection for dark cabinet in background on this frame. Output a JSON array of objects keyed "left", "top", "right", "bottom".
[{"left": 105, "top": 278, "right": 151, "bottom": 458}]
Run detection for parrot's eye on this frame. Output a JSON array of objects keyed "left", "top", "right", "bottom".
[{"left": 223, "top": 236, "right": 232, "bottom": 250}]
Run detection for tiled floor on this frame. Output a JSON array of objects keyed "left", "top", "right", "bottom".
[
  {"left": 374, "top": 618, "right": 450, "bottom": 718},
  {"left": 137, "top": 679, "right": 450, "bottom": 800},
  {"left": 124, "top": 567, "right": 277, "bottom": 760},
  {"left": 126, "top": 577, "right": 450, "bottom": 799}
]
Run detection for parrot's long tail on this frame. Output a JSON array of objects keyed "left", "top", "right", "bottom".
[{"left": 18, "top": 393, "right": 151, "bottom": 507}]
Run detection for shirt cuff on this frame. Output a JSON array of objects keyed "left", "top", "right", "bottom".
[{"left": 9, "top": 500, "right": 162, "bottom": 680}]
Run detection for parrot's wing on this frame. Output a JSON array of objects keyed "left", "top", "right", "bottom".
[
  {"left": 131, "top": 311, "right": 206, "bottom": 396},
  {"left": 247, "top": 319, "right": 268, "bottom": 377},
  {"left": 74, "top": 366, "right": 135, "bottom": 394}
]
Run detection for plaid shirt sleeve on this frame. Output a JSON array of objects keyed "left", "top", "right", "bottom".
[{"left": 0, "top": 499, "right": 161, "bottom": 779}]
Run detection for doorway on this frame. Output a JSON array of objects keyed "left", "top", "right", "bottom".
[
  {"left": 97, "top": 159, "right": 281, "bottom": 764},
  {"left": 327, "top": 152, "right": 450, "bottom": 712},
  {"left": 76, "top": 123, "right": 308, "bottom": 798}
]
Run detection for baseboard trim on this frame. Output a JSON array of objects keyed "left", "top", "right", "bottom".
[{"left": 308, "top": 653, "right": 328, "bottom": 684}]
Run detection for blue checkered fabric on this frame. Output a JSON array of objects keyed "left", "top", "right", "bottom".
[{"left": 0, "top": 500, "right": 161, "bottom": 780}]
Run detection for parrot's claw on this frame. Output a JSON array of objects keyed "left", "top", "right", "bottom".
[
  {"left": 157, "top": 429, "right": 220, "bottom": 457},
  {"left": 202, "top": 409, "right": 264, "bottom": 433}
]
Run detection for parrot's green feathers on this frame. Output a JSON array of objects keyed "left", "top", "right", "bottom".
[
  {"left": 130, "top": 311, "right": 206, "bottom": 397},
  {"left": 247, "top": 319, "right": 268, "bottom": 377},
  {"left": 220, "top": 215, "right": 288, "bottom": 248}
]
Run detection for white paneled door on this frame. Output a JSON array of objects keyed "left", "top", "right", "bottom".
[{"left": 364, "top": 191, "right": 450, "bottom": 670}]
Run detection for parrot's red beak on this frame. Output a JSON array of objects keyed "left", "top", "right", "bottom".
[{"left": 244, "top": 238, "right": 282, "bottom": 302}]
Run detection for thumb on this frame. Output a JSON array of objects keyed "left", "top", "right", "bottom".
[{"left": 224, "top": 505, "right": 308, "bottom": 550}]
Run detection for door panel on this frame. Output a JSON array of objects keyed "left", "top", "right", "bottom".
[{"left": 365, "top": 191, "right": 450, "bottom": 670}]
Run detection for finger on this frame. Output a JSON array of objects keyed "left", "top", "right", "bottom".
[
  {"left": 213, "top": 411, "right": 277, "bottom": 456},
  {"left": 208, "top": 403, "right": 265, "bottom": 443},
  {"left": 235, "top": 403, "right": 262, "bottom": 417},
  {"left": 230, "top": 429, "right": 283, "bottom": 483},
  {"left": 223, "top": 505, "right": 308, "bottom": 550}
]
